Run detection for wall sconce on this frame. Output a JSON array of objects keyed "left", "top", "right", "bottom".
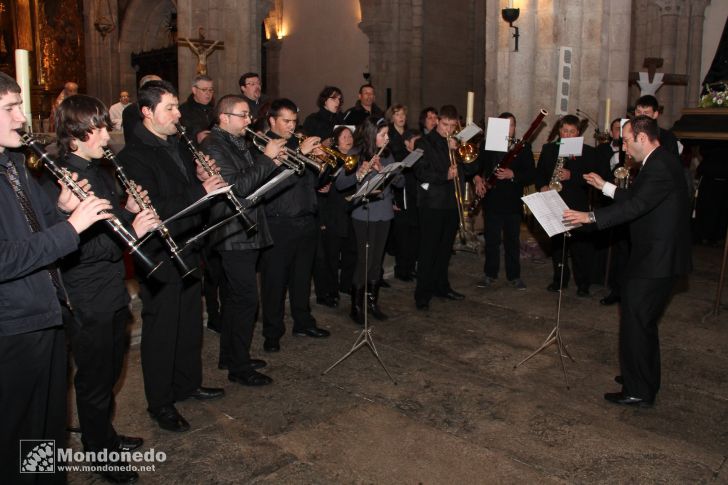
[
  {"left": 94, "top": 15, "right": 115, "bottom": 38},
  {"left": 501, "top": 7, "right": 520, "bottom": 52}
]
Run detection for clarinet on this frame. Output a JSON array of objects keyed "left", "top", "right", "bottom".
[
  {"left": 19, "top": 131, "right": 162, "bottom": 276},
  {"left": 176, "top": 124, "right": 256, "bottom": 235},
  {"left": 102, "top": 148, "right": 196, "bottom": 277}
]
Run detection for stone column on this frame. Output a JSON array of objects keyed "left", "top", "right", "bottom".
[
  {"left": 83, "top": 0, "right": 120, "bottom": 105},
  {"left": 686, "top": 0, "right": 710, "bottom": 105},
  {"left": 600, "top": 0, "right": 632, "bottom": 128},
  {"left": 408, "top": 0, "right": 424, "bottom": 117},
  {"left": 264, "top": 38, "right": 282, "bottom": 99},
  {"left": 656, "top": 0, "right": 684, "bottom": 125}
]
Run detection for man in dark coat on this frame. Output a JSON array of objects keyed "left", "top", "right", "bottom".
[
  {"left": 564, "top": 115, "right": 691, "bottom": 407},
  {"left": 118, "top": 80, "right": 227, "bottom": 433},
  {"left": 200, "top": 94, "right": 286, "bottom": 386}
]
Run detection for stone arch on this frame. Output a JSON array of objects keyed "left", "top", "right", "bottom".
[{"left": 118, "top": 0, "right": 177, "bottom": 93}]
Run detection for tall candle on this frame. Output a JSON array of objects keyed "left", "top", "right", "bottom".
[
  {"left": 14, "top": 49, "right": 32, "bottom": 127},
  {"left": 466, "top": 91, "right": 474, "bottom": 125},
  {"left": 604, "top": 97, "right": 611, "bottom": 131}
]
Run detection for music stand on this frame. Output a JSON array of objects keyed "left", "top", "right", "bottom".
[
  {"left": 514, "top": 231, "right": 575, "bottom": 388},
  {"left": 322, "top": 149, "right": 422, "bottom": 383},
  {"left": 515, "top": 190, "right": 579, "bottom": 388}
]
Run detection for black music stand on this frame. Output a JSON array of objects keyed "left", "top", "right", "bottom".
[
  {"left": 515, "top": 190, "right": 579, "bottom": 388},
  {"left": 322, "top": 150, "right": 422, "bottom": 383},
  {"left": 514, "top": 231, "right": 575, "bottom": 388}
]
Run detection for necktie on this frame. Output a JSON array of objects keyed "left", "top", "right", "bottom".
[{"left": 3, "top": 160, "right": 64, "bottom": 291}]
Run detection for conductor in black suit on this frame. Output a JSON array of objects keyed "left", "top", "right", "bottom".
[{"left": 564, "top": 116, "right": 691, "bottom": 407}]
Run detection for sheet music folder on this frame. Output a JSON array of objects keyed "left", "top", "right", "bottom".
[{"left": 347, "top": 149, "right": 423, "bottom": 203}]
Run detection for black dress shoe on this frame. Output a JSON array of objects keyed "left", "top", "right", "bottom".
[
  {"left": 228, "top": 370, "right": 273, "bottom": 386},
  {"left": 250, "top": 358, "right": 267, "bottom": 369},
  {"left": 189, "top": 386, "right": 225, "bottom": 400},
  {"left": 293, "top": 327, "right": 331, "bottom": 338},
  {"left": 604, "top": 391, "right": 653, "bottom": 407},
  {"left": 117, "top": 435, "right": 143, "bottom": 451},
  {"left": 600, "top": 293, "right": 620, "bottom": 305},
  {"left": 150, "top": 405, "right": 190, "bottom": 432},
  {"left": 96, "top": 463, "right": 139, "bottom": 483},
  {"left": 435, "top": 290, "right": 464, "bottom": 300},
  {"left": 263, "top": 338, "right": 280, "bottom": 352}
]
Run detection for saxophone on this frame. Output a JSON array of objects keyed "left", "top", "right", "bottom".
[{"left": 548, "top": 157, "right": 565, "bottom": 192}]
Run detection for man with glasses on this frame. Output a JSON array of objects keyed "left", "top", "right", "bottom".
[
  {"left": 258, "top": 98, "right": 331, "bottom": 353},
  {"left": 179, "top": 74, "right": 215, "bottom": 144},
  {"left": 239, "top": 72, "right": 268, "bottom": 121},
  {"left": 200, "top": 95, "right": 286, "bottom": 386}
]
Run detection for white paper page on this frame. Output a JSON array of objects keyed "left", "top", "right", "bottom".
[
  {"left": 484, "top": 117, "right": 510, "bottom": 152},
  {"left": 455, "top": 122, "right": 483, "bottom": 143},
  {"left": 521, "top": 190, "right": 581, "bottom": 237},
  {"left": 558, "top": 137, "right": 584, "bottom": 157}
]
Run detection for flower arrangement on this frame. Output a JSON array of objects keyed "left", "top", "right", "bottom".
[{"left": 698, "top": 82, "right": 727, "bottom": 108}]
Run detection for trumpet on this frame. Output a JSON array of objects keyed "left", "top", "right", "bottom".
[
  {"left": 102, "top": 148, "right": 196, "bottom": 277},
  {"left": 176, "top": 123, "right": 257, "bottom": 235},
  {"left": 19, "top": 131, "right": 163, "bottom": 276},
  {"left": 292, "top": 132, "right": 359, "bottom": 172},
  {"left": 245, "top": 128, "right": 325, "bottom": 175}
]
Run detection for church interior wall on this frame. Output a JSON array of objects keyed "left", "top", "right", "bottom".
[
  {"left": 275, "top": 0, "right": 370, "bottom": 118},
  {"left": 701, "top": 2, "right": 728, "bottom": 83}
]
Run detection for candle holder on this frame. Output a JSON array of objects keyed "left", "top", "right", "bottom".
[{"left": 501, "top": 8, "right": 520, "bottom": 52}]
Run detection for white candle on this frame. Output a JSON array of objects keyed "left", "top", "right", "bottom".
[
  {"left": 466, "top": 91, "right": 474, "bottom": 125},
  {"left": 14, "top": 49, "right": 32, "bottom": 128},
  {"left": 604, "top": 97, "right": 611, "bottom": 131},
  {"left": 508, "top": 0, "right": 514, "bottom": 8}
]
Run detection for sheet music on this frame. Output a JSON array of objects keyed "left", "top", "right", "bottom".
[
  {"left": 484, "top": 117, "right": 510, "bottom": 152},
  {"left": 246, "top": 168, "right": 296, "bottom": 203},
  {"left": 400, "top": 148, "right": 423, "bottom": 168},
  {"left": 558, "top": 137, "right": 584, "bottom": 157},
  {"left": 454, "top": 123, "right": 483, "bottom": 143},
  {"left": 521, "top": 190, "right": 581, "bottom": 237},
  {"left": 161, "top": 185, "right": 233, "bottom": 226}
]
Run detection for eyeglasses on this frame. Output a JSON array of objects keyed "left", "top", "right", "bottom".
[
  {"left": 194, "top": 86, "right": 214, "bottom": 93},
  {"left": 225, "top": 112, "right": 251, "bottom": 119}
]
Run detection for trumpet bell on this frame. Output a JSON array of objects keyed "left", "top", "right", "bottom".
[{"left": 458, "top": 144, "right": 479, "bottom": 163}]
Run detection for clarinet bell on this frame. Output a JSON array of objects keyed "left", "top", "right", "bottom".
[
  {"left": 240, "top": 211, "right": 257, "bottom": 236},
  {"left": 130, "top": 245, "right": 164, "bottom": 276}
]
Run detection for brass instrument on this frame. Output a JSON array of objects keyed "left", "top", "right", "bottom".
[
  {"left": 447, "top": 134, "right": 468, "bottom": 235},
  {"left": 20, "top": 131, "right": 163, "bottom": 276},
  {"left": 549, "top": 157, "right": 565, "bottom": 192},
  {"left": 291, "top": 132, "right": 358, "bottom": 171},
  {"left": 102, "top": 148, "right": 196, "bottom": 277},
  {"left": 453, "top": 122, "right": 479, "bottom": 163},
  {"left": 245, "top": 128, "right": 325, "bottom": 175},
  {"left": 614, "top": 166, "right": 630, "bottom": 188},
  {"left": 177, "top": 123, "right": 257, "bottom": 235}
]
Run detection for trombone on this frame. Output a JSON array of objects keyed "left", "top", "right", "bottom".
[
  {"left": 447, "top": 133, "right": 468, "bottom": 237},
  {"left": 245, "top": 128, "right": 325, "bottom": 175}
]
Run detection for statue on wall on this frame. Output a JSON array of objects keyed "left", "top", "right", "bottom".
[{"left": 178, "top": 28, "right": 223, "bottom": 76}]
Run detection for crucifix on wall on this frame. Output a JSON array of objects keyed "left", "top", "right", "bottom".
[
  {"left": 177, "top": 28, "right": 224, "bottom": 76},
  {"left": 628, "top": 57, "right": 688, "bottom": 96}
]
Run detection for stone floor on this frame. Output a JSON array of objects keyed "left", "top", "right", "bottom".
[{"left": 67, "top": 240, "right": 728, "bottom": 484}]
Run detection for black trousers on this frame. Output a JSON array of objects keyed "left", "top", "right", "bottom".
[
  {"left": 201, "top": 247, "right": 223, "bottom": 328},
  {"left": 352, "top": 219, "right": 391, "bottom": 285},
  {"left": 66, "top": 306, "right": 128, "bottom": 452},
  {"left": 219, "top": 249, "right": 259, "bottom": 373},
  {"left": 392, "top": 208, "right": 419, "bottom": 278},
  {"left": 0, "top": 325, "right": 66, "bottom": 484},
  {"left": 415, "top": 207, "right": 459, "bottom": 304},
  {"left": 314, "top": 223, "right": 358, "bottom": 296},
  {"left": 619, "top": 276, "right": 674, "bottom": 401},
  {"left": 605, "top": 225, "right": 630, "bottom": 296},
  {"left": 139, "top": 274, "right": 203, "bottom": 412},
  {"left": 483, "top": 212, "right": 521, "bottom": 280},
  {"left": 260, "top": 218, "right": 318, "bottom": 339},
  {"left": 550, "top": 230, "right": 594, "bottom": 290}
]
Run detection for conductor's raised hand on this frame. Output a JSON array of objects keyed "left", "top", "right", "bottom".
[{"left": 583, "top": 172, "right": 605, "bottom": 190}]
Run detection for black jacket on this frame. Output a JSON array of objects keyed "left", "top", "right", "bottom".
[
  {"left": 476, "top": 144, "right": 536, "bottom": 214},
  {"left": 0, "top": 151, "right": 79, "bottom": 336},
  {"left": 303, "top": 108, "right": 344, "bottom": 140},
  {"left": 536, "top": 141, "right": 597, "bottom": 211},
  {"left": 343, "top": 101, "right": 384, "bottom": 126},
  {"left": 121, "top": 103, "right": 143, "bottom": 145},
  {"left": 242, "top": 94, "right": 269, "bottom": 121},
  {"left": 200, "top": 126, "right": 277, "bottom": 251},
  {"left": 261, "top": 132, "right": 318, "bottom": 221},
  {"left": 595, "top": 146, "right": 691, "bottom": 278},
  {"left": 44, "top": 154, "right": 132, "bottom": 312},
  {"left": 179, "top": 94, "right": 214, "bottom": 143},
  {"left": 117, "top": 123, "right": 207, "bottom": 282},
  {"left": 414, "top": 130, "right": 478, "bottom": 210}
]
